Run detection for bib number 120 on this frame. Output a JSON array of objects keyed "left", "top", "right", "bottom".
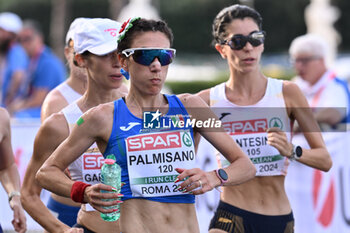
[{"left": 158, "top": 164, "right": 173, "bottom": 173}]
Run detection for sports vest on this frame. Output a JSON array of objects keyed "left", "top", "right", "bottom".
[
  {"left": 56, "top": 82, "right": 82, "bottom": 104},
  {"left": 210, "top": 78, "right": 291, "bottom": 176},
  {"left": 104, "top": 94, "right": 196, "bottom": 203}
]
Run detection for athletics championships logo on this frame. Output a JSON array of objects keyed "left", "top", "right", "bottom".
[{"left": 143, "top": 110, "right": 221, "bottom": 130}]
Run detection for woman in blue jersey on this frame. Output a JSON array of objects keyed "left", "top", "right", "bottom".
[
  {"left": 36, "top": 18, "right": 256, "bottom": 233},
  {"left": 196, "top": 4, "right": 332, "bottom": 233}
]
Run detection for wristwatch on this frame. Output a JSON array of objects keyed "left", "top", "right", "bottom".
[
  {"left": 290, "top": 144, "right": 303, "bottom": 160},
  {"left": 8, "top": 191, "right": 20, "bottom": 203},
  {"left": 215, "top": 169, "right": 228, "bottom": 186}
]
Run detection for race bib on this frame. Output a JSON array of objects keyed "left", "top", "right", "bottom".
[
  {"left": 125, "top": 130, "right": 196, "bottom": 197},
  {"left": 82, "top": 145, "right": 103, "bottom": 184},
  {"left": 219, "top": 132, "right": 288, "bottom": 176}
]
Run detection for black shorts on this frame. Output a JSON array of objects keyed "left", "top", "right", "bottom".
[{"left": 209, "top": 201, "right": 294, "bottom": 233}]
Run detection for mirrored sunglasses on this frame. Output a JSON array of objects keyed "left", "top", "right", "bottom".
[
  {"left": 122, "top": 48, "right": 176, "bottom": 66},
  {"left": 222, "top": 31, "right": 265, "bottom": 50}
]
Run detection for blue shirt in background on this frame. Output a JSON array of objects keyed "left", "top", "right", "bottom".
[
  {"left": 1, "top": 43, "right": 28, "bottom": 106},
  {"left": 14, "top": 46, "right": 66, "bottom": 118}
]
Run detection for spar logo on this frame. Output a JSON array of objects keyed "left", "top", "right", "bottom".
[
  {"left": 312, "top": 170, "right": 335, "bottom": 227},
  {"left": 127, "top": 131, "right": 182, "bottom": 151},
  {"left": 182, "top": 132, "right": 192, "bottom": 147},
  {"left": 222, "top": 118, "right": 267, "bottom": 135},
  {"left": 269, "top": 117, "right": 283, "bottom": 130},
  {"left": 83, "top": 154, "right": 104, "bottom": 170}
]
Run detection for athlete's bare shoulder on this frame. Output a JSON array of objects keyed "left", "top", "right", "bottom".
[
  {"left": 40, "top": 112, "right": 69, "bottom": 142},
  {"left": 41, "top": 88, "right": 69, "bottom": 121},
  {"left": 178, "top": 93, "right": 209, "bottom": 108},
  {"left": 282, "top": 80, "right": 309, "bottom": 108},
  {"left": 195, "top": 88, "right": 211, "bottom": 105},
  {"left": 74, "top": 102, "right": 115, "bottom": 144},
  {"left": 0, "top": 107, "right": 10, "bottom": 123},
  {"left": 0, "top": 107, "right": 10, "bottom": 139}
]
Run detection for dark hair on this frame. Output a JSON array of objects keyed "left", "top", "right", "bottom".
[
  {"left": 117, "top": 18, "right": 174, "bottom": 53},
  {"left": 212, "top": 4, "right": 263, "bottom": 45}
]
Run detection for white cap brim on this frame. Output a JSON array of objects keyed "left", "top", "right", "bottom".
[{"left": 88, "top": 40, "right": 118, "bottom": 56}]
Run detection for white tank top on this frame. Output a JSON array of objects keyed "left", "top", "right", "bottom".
[
  {"left": 210, "top": 78, "right": 291, "bottom": 176},
  {"left": 56, "top": 82, "right": 82, "bottom": 104}
]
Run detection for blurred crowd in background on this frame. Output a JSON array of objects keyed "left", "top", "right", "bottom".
[{"left": 1, "top": 0, "right": 350, "bottom": 106}]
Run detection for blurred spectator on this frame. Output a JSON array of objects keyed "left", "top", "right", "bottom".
[
  {"left": 290, "top": 34, "right": 349, "bottom": 126},
  {"left": 286, "top": 34, "right": 350, "bottom": 233},
  {"left": 8, "top": 20, "right": 66, "bottom": 118},
  {"left": 0, "top": 107, "right": 27, "bottom": 233},
  {"left": 40, "top": 17, "right": 89, "bottom": 121},
  {"left": 20, "top": 18, "right": 89, "bottom": 231},
  {"left": 0, "top": 12, "right": 28, "bottom": 108}
]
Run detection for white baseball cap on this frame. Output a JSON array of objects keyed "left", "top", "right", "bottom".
[
  {"left": 0, "top": 12, "right": 22, "bottom": 34},
  {"left": 74, "top": 18, "right": 121, "bottom": 56},
  {"left": 65, "top": 17, "right": 90, "bottom": 44}
]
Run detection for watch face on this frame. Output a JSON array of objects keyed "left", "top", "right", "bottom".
[
  {"left": 218, "top": 169, "right": 228, "bottom": 181},
  {"left": 296, "top": 146, "right": 302, "bottom": 158}
]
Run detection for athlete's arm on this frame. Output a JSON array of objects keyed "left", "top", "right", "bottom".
[
  {"left": 193, "top": 89, "right": 211, "bottom": 151},
  {"left": 21, "top": 113, "right": 72, "bottom": 232},
  {"left": 4, "top": 70, "right": 26, "bottom": 106},
  {"left": 176, "top": 94, "right": 256, "bottom": 194},
  {"left": 195, "top": 89, "right": 210, "bottom": 105},
  {"left": 0, "top": 108, "right": 27, "bottom": 233},
  {"left": 36, "top": 103, "right": 121, "bottom": 213},
  {"left": 283, "top": 81, "right": 332, "bottom": 171}
]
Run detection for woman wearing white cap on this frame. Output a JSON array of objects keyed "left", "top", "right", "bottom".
[
  {"left": 21, "top": 18, "right": 89, "bottom": 231},
  {"left": 37, "top": 17, "right": 256, "bottom": 233},
  {"left": 40, "top": 17, "right": 90, "bottom": 121},
  {"left": 25, "top": 18, "right": 127, "bottom": 233}
]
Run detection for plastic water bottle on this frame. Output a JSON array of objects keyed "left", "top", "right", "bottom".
[{"left": 100, "top": 156, "right": 121, "bottom": 221}]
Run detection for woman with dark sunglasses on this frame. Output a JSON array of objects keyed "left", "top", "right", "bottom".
[
  {"left": 196, "top": 4, "right": 332, "bottom": 233},
  {"left": 36, "top": 17, "right": 256, "bottom": 233}
]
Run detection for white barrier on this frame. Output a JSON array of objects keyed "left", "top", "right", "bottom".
[
  {"left": 4, "top": 120, "right": 349, "bottom": 233},
  {"left": 0, "top": 119, "right": 49, "bottom": 231}
]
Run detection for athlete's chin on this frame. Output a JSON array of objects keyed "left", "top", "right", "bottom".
[{"left": 240, "top": 67, "right": 257, "bottom": 74}]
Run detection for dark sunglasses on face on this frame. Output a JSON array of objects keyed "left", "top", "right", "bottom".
[
  {"left": 222, "top": 31, "right": 265, "bottom": 50},
  {"left": 122, "top": 48, "right": 176, "bottom": 66}
]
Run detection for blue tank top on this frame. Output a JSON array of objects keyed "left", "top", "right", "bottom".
[{"left": 104, "top": 94, "right": 195, "bottom": 203}]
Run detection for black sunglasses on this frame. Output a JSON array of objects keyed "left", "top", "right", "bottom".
[
  {"left": 222, "top": 31, "right": 265, "bottom": 50},
  {"left": 122, "top": 48, "right": 176, "bottom": 66}
]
